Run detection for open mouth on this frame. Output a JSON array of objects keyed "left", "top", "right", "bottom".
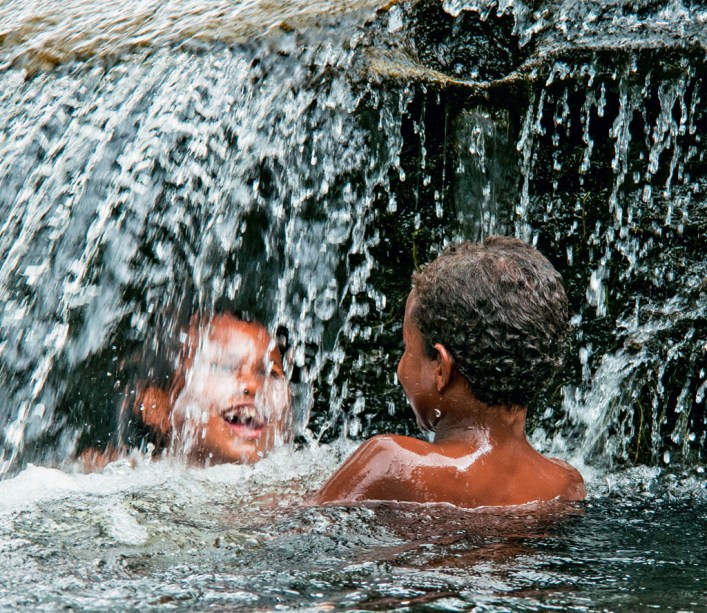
[{"left": 221, "top": 405, "right": 267, "bottom": 439}]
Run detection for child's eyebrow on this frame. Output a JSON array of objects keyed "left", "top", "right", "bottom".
[
  {"left": 209, "top": 347, "right": 275, "bottom": 364},
  {"left": 216, "top": 353, "right": 266, "bottom": 365}
]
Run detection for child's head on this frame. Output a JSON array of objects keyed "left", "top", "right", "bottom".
[
  {"left": 407, "top": 236, "right": 569, "bottom": 408},
  {"left": 138, "top": 313, "right": 291, "bottom": 464}
]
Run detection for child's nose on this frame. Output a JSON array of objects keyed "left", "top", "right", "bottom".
[{"left": 235, "top": 367, "right": 262, "bottom": 396}]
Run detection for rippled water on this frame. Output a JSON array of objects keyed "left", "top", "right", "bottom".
[
  {"left": 1, "top": 451, "right": 705, "bottom": 611},
  {"left": 1, "top": 0, "right": 706, "bottom": 609}
]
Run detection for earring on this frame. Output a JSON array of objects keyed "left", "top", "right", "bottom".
[{"left": 433, "top": 408, "right": 442, "bottom": 420}]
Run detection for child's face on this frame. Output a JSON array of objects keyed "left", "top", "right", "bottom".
[
  {"left": 170, "top": 315, "right": 290, "bottom": 464},
  {"left": 397, "top": 292, "right": 438, "bottom": 432}
]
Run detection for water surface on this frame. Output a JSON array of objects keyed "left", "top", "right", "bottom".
[{"left": 1, "top": 450, "right": 704, "bottom": 611}]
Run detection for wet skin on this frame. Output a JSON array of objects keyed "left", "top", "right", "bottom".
[
  {"left": 141, "top": 315, "right": 290, "bottom": 465},
  {"left": 313, "top": 292, "right": 586, "bottom": 508}
]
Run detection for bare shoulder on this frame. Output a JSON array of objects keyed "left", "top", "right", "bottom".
[
  {"left": 351, "top": 433, "right": 402, "bottom": 455},
  {"left": 340, "top": 434, "right": 433, "bottom": 462},
  {"left": 361, "top": 433, "right": 431, "bottom": 454},
  {"left": 548, "top": 457, "right": 587, "bottom": 501},
  {"left": 80, "top": 444, "right": 127, "bottom": 472},
  {"left": 312, "top": 434, "right": 424, "bottom": 504}
]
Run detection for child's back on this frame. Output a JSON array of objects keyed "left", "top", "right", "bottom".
[
  {"left": 314, "top": 433, "right": 584, "bottom": 508},
  {"left": 314, "top": 237, "right": 586, "bottom": 508}
]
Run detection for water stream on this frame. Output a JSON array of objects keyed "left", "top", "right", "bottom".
[{"left": 0, "top": 0, "right": 705, "bottom": 610}]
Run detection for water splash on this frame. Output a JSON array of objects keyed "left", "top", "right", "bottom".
[
  {"left": 0, "top": 4, "right": 411, "bottom": 474},
  {"left": 0, "top": 0, "right": 705, "bottom": 474}
]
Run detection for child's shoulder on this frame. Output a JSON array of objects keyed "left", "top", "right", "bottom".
[
  {"left": 545, "top": 456, "right": 587, "bottom": 500},
  {"left": 79, "top": 444, "right": 130, "bottom": 472},
  {"left": 352, "top": 433, "right": 438, "bottom": 463},
  {"left": 313, "top": 434, "right": 433, "bottom": 504}
]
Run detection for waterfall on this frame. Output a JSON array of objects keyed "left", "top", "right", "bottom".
[
  {"left": 0, "top": 2, "right": 408, "bottom": 474},
  {"left": 513, "top": 48, "right": 704, "bottom": 467},
  {"left": 361, "top": 0, "right": 706, "bottom": 467},
  {"left": 0, "top": 0, "right": 705, "bottom": 476}
]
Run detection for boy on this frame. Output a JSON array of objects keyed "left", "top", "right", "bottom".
[
  {"left": 313, "top": 236, "right": 585, "bottom": 507},
  {"left": 84, "top": 312, "right": 291, "bottom": 468}
]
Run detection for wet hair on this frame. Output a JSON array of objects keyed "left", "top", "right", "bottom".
[{"left": 411, "top": 236, "right": 569, "bottom": 407}]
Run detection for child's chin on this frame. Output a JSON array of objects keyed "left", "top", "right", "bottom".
[
  {"left": 207, "top": 440, "right": 272, "bottom": 465},
  {"left": 226, "top": 443, "right": 267, "bottom": 464}
]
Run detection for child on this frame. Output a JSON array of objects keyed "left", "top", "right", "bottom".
[
  {"left": 84, "top": 312, "right": 291, "bottom": 468},
  {"left": 313, "top": 236, "right": 586, "bottom": 508}
]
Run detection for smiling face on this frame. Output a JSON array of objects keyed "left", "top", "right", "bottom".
[
  {"left": 169, "top": 315, "right": 290, "bottom": 464},
  {"left": 397, "top": 291, "right": 439, "bottom": 432}
]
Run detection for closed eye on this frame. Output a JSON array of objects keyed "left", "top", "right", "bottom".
[
  {"left": 210, "top": 362, "right": 236, "bottom": 373},
  {"left": 257, "top": 363, "right": 284, "bottom": 378}
]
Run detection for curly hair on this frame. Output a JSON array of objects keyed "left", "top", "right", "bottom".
[{"left": 411, "top": 236, "right": 569, "bottom": 408}]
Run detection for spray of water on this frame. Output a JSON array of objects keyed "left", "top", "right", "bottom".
[
  {"left": 0, "top": 0, "right": 705, "bottom": 476},
  {"left": 0, "top": 3, "right": 411, "bottom": 474}
]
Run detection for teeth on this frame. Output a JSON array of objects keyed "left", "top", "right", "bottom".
[
  {"left": 240, "top": 407, "right": 257, "bottom": 419},
  {"left": 222, "top": 405, "right": 262, "bottom": 425}
]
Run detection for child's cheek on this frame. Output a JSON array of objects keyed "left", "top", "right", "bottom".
[
  {"left": 188, "top": 366, "right": 236, "bottom": 403},
  {"left": 259, "top": 379, "right": 290, "bottom": 418},
  {"left": 171, "top": 387, "right": 223, "bottom": 426},
  {"left": 205, "top": 374, "right": 238, "bottom": 401},
  {"left": 171, "top": 394, "right": 209, "bottom": 428}
]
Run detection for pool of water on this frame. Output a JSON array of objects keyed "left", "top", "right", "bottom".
[
  {"left": 1, "top": 445, "right": 704, "bottom": 612},
  {"left": 0, "top": 2, "right": 704, "bottom": 610}
]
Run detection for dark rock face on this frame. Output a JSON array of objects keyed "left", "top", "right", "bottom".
[{"left": 311, "top": 0, "right": 706, "bottom": 466}]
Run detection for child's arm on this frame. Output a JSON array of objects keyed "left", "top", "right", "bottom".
[
  {"left": 311, "top": 435, "right": 407, "bottom": 504},
  {"left": 80, "top": 444, "right": 126, "bottom": 472}
]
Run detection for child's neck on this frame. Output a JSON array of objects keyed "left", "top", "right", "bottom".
[{"left": 432, "top": 388, "right": 528, "bottom": 446}]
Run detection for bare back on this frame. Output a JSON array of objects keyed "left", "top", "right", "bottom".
[
  {"left": 313, "top": 434, "right": 586, "bottom": 508},
  {"left": 313, "top": 285, "right": 586, "bottom": 509}
]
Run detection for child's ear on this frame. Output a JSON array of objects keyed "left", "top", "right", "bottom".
[
  {"left": 136, "top": 386, "right": 172, "bottom": 435},
  {"left": 433, "top": 343, "right": 455, "bottom": 393}
]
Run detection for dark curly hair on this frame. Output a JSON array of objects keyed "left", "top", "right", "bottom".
[{"left": 411, "top": 236, "right": 569, "bottom": 408}]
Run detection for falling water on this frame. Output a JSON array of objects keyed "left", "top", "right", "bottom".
[
  {"left": 515, "top": 50, "right": 706, "bottom": 467},
  {"left": 0, "top": 1, "right": 410, "bottom": 474},
  {"left": 0, "top": 1, "right": 706, "bottom": 610},
  {"left": 1, "top": 0, "right": 705, "bottom": 474},
  {"left": 362, "top": 0, "right": 706, "bottom": 468}
]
